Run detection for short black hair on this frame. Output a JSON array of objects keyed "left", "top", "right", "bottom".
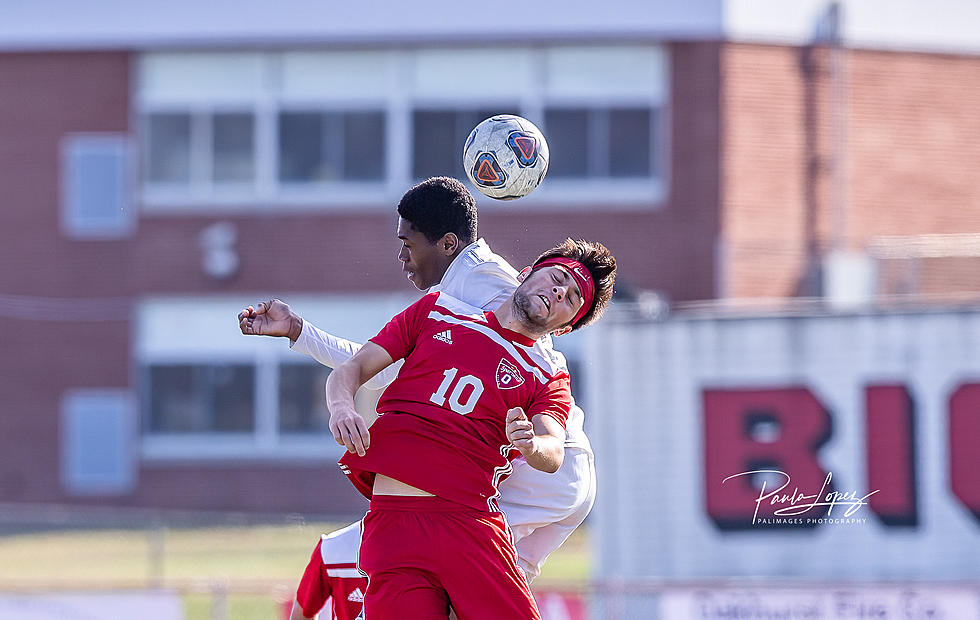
[
  {"left": 396, "top": 177, "right": 478, "bottom": 246},
  {"left": 533, "top": 238, "right": 617, "bottom": 331}
]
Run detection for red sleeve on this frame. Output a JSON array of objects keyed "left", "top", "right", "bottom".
[
  {"left": 295, "top": 539, "right": 330, "bottom": 617},
  {"left": 368, "top": 292, "right": 437, "bottom": 362},
  {"left": 527, "top": 373, "right": 572, "bottom": 429}
]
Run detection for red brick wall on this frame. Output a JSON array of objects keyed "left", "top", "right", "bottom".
[
  {"left": 721, "top": 43, "right": 980, "bottom": 298},
  {"left": 847, "top": 50, "right": 980, "bottom": 237},
  {"left": 0, "top": 52, "right": 133, "bottom": 503}
]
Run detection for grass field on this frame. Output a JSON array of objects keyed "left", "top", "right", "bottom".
[{"left": 0, "top": 519, "right": 589, "bottom": 619}]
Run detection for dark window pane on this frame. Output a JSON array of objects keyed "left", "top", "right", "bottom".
[
  {"left": 281, "top": 111, "right": 385, "bottom": 182},
  {"left": 210, "top": 365, "right": 255, "bottom": 431},
  {"left": 413, "top": 110, "right": 457, "bottom": 180},
  {"left": 279, "top": 112, "right": 324, "bottom": 182},
  {"left": 609, "top": 108, "right": 651, "bottom": 178},
  {"left": 146, "top": 113, "right": 191, "bottom": 183},
  {"left": 279, "top": 364, "right": 332, "bottom": 433},
  {"left": 544, "top": 108, "right": 588, "bottom": 178},
  {"left": 147, "top": 365, "right": 196, "bottom": 432},
  {"left": 343, "top": 111, "right": 385, "bottom": 180},
  {"left": 145, "top": 364, "right": 254, "bottom": 433},
  {"left": 320, "top": 112, "right": 344, "bottom": 181},
  {"left": 213, "top": 113, "right": 254, "bottom": 182}
]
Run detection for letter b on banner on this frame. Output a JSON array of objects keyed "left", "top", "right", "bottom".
[{"left": 703, "top": 387, "right": 832, "bottom": 530}]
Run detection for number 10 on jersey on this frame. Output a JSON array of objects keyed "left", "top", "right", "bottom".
[{"left": 430, "top": 368, "right": 485, "bottom": 415}]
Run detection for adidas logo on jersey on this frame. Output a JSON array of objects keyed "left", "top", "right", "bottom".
[
  {"left": 433, "top": 329, "right": 453, "bottom": 344},
  {"left": 348, "top": 587, "right": 365, "bottom": 603},
  {"left": 496, "top": 358, "right": 525, "bottom": 390}
]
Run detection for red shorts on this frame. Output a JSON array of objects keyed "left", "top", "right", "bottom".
[{"left": 358, "top": 495, "right": 541, "bottom": 620}]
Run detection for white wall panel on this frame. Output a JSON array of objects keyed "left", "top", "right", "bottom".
[{"left": 588, "top": 307, "right": 980, "bottom": 580}]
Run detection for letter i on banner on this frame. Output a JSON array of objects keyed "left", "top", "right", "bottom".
[{"left": 865, "top": 384, "right": 918, "bottom": 526}]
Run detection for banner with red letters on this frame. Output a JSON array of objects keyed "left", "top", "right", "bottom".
[{"left": 585, "top": 309, "right": 980, "bottom": 583}]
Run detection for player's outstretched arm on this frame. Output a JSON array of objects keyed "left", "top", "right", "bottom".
[
  {"left": 238, "top": 299, "right": 303, "bottom": 340},
  {"left": 326, "top": 342, "right": 394, "bottom": 457},
  {"left": 240, "top": 299, "right": 399, "bottom": 390},
  {"left": 295, "top": 322, "right": 401, "bottom": 390},
  {"left": 506, "top": 408, "right": 565, "bottom": 473}
]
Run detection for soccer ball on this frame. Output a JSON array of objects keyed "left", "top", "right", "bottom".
[{"left": 462, "top": 115, "right": 549, "bottom": 200}]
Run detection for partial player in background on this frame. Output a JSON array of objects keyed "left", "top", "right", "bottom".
[
  {"left": 239, "top": 176, "right": 597, "bottom": 581},
  {"left": 289, "top": 523, "right": 364, "bottom": 620}
]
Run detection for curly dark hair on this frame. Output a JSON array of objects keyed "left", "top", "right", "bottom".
[
  {"left": 396, "top": 177, "right": 478, "bottom": 246},
  {"left": 533, "top": 238, "right": 617, "bottom": 331}
]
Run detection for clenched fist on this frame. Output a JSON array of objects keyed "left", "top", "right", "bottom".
[{"left": 238, "top": 299, "right": 302, "bottom": 340}]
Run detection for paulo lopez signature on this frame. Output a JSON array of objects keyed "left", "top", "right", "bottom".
[{"left": 722, "top": 470, "right": 879, "bottom": 524}]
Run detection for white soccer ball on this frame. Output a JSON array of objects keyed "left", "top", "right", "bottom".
[{"left": 462, "top": 114, "right": 550, "bottom": 200}]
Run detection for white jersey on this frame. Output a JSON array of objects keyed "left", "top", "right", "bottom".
[
  {"left": 289, "top": 236, "right": 596, "bottom": 579},
  {"left": 429, "top": 238, "right": 519, "bottom": 310}
]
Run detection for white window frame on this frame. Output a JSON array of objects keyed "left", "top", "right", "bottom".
[
  {"left": 60, "top": 133, "right": 135, "bottom": 238},
  {"left": 136, "top": 294, "right": 415, "bottom": 461},
  {"left": 61, "top": 389, "right": 137, "bottom": 495}
]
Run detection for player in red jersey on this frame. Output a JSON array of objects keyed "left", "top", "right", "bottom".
[{"left": 326, "top": 238, "right": 616, "bottom": 620}]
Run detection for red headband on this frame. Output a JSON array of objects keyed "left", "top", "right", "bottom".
[{"left": 533, "top": 257, "right": 596, "bottom": 326}]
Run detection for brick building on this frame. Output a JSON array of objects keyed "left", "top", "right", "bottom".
[{"left": 0, "top": 0, "right": 976, "bottom": 515}]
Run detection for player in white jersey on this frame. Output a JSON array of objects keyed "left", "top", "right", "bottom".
[{"left": 239, "top": 176, "right": 596, "bottom": 580}]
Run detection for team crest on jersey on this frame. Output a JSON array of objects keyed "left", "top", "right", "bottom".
[{"left": 495, "top": 358, "right": 525, "bottom": 390}]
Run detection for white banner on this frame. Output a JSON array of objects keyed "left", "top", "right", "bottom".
[
  {"left": 586, "top": 309, "right": 980, "bottom": 580},
  {"left": 0, "top": 591, "right": 182, "bottom": 620},
  {"left": 660, "top": 586, "right": 980, "bottom": 619}
]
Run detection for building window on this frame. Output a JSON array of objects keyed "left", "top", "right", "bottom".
[
  {"left": 609, "top": 108, "right": 654, "bottom": 177},
  {"left": 62, "top": 390, "right": 135, "bottom": 495},
  {"left": 136, "top": 295, "right": 416, "bottom": 460},
  {"left": 544, "top": 108, "right": 589, "bottom": 178},
  {"left": 145, "top": 113, "right": 191, "bottom": 184},
  {"left": 279, "top": 362, "right": 332, "bottom": 433},
  {"left": 545, "top": 107, "right": 656, "bottom": 179},
  {"left": 138, "top": 45, "right": 668, "bottom": 209},
  {"left": 213, "top": 113, "right": 255, "bottom": 183},
  {"left": 144, "top": 364, "right": 255, "bottom": 433},
  {"left": 412, "top": 108, "right": 517, "bottom": 181},
  {"left": 144, "top": 111, "right": 257, "bottom": 188},
  {"left": 278, "top": 110, "right": 385, "bottom": 182},
  {"left": 61, "top": 133, "right": 133, "bottom": 238}
]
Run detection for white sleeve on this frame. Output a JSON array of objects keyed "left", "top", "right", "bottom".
[
  {"left": 289, "top": 320, "right": 399, "bottom": 390},
  {"left": 453, "top": 264, "right": 519, "bottom": 311}
]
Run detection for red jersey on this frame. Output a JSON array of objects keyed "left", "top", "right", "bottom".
[
  {"left": 339, "top": 292, "right": 571, "bottom": 512},
  {"left": 295, "top": 522, "right": 366, "bottom": 620}
]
